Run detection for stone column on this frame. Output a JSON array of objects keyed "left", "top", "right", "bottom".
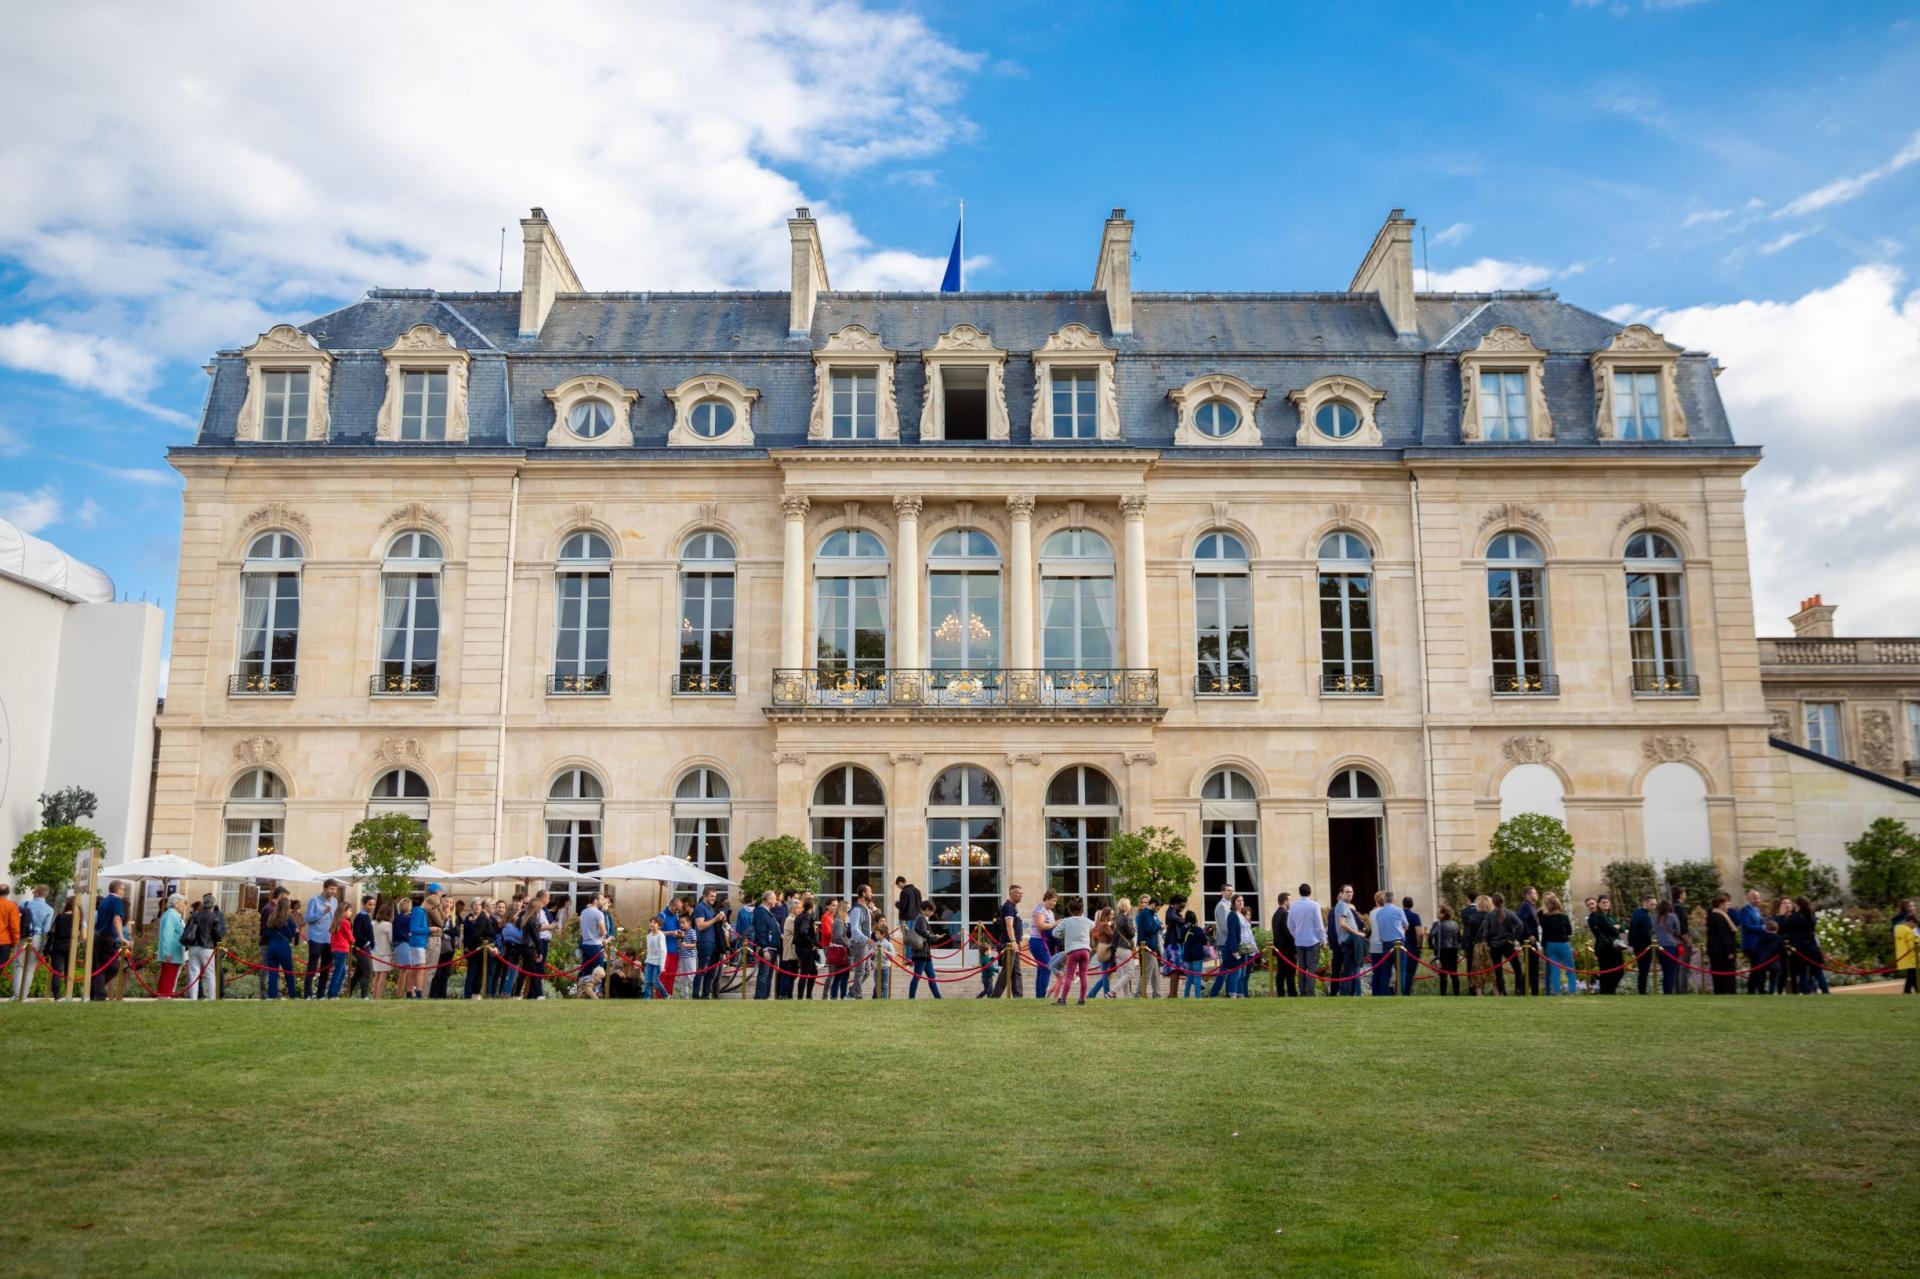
[
  {"left": 1007, "top": 494, "right": 1035, "bottom": 669},
  {"left": 1121, "top": 494, "right": 1150, "bottom": 671},
  {"left": 780, "top": 495, "right": 809, "bottom": 670},
  {"left": 894, "top": 495, "right": 922, "bottom": 670},
  {"left": 1124, "top": 749, "right": 1157, "bottom": 832}
]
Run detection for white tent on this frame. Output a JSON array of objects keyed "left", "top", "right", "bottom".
[
  {"left": 314, "top": 863, "right": 460, "bottom": 884},
  {"left": 98, "top": 854, "right": 216, "bottom": 879},
  {"left": 199, "top": 853, "right": 329, "bottom": 882},
  {"left": 597, "top": 855, "right": 733, "bottom": 887},
  {"left": 446, "top": 856, "right": 598, "bottom": 883}
]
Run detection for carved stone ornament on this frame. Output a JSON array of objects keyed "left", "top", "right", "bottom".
[
  {"left": 1479, "top": 325, "right": 1543, "bottom": 354},
  {"left": 242, "top": 502, "right": 311, "bottom": 535},
  {"left": 231, "top": 736, "right": 281, "bottom": 765},
  {"left": 780, "top": 495, "right": 811, "bottom": 520},
  {"left": 1120, "top": 493, "right": 1149, "bottom": 520},
  {"left": 235, "top": 324, "right": 333, "bottom": 443},
  {"left": 1288, "top": 374, "right": 1387, "bottom": 447},
  {"left": 376, "top": 737, "right": 424, "bottom": 766},
  {"left": 1123, "top": 751, "right": 1159, "bottom": 767},
  {"left": 1004, "top": 751, "right": 1043, "bottom": 767},
  {"left": 376, "top": 324, "right": 470, "bottom": 443},
  {"left": 1479, "top": 502, "right": 1546, "bottom": 532},
  {"left": 1641, "top": 734, "right": 1696, "bottom": 763},
  {"left": 698, "top": 502, "right": 721, "bottom": 525},
  {"left": 1030, "top": 324, "right": 1120, "bottom": 441},
  {"left": 809, "top": 325, "right": 899, "bottom": 441},
  {"left": 1005, "top": 494, "right": 1036, "bottom": 519},
  {"left": 1210, "top": 500, "right": 1230, "bottom": 525},
  {"left": 1040, "top": 323, "right": 1104, "bottom": 352},
  {"left": 572, "top": 502, "right": 595, "bottom": 526},
  {"left": 1170, "top": 372, "right": 1266, "bottom": 447},
  {"left": 546, "top": 373, "right": 642, "bottom": 449},
  {"left": 1617, "top": 500, "right": 1688, "bottom": 532},
  {"left": 888, "top": 751, "right": 924, "bottom": 764},
  {"left": 383, "top": 502, "right": 446, "bottom": 531},
  {"left": 1861, "top": 709, "right": 1897, "bottom": 770},
  {"left": 1502, "top": 735, "right": 1554, "bottom": 765},
  {"left": 893, "top": 495, "right": 924, "bottom": 520},
  {"left": 1768, "top": 709, "right": 1791, "bottom": 739},
  {"left": 1458, "top": 326, "right": 1553, "bottom": 442},
  {"left": 772, "top": 750, "right": 808, "bottom": 766}
]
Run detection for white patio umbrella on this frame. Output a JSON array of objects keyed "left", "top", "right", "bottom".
[
  {"left": 446, "top": 855, "right": 598, "bottom": 884},
  {"left": 314, "top": 863, "right": 461, "bottom": 884},
  {"left": 199, "top": 853, "right": 329, "bottom": 883},
  {"left": 98, "top": 854, "right": 216, "bottom": 879},
  {"left": 597, "top": 855, "right": 733, "bottom": 887}
]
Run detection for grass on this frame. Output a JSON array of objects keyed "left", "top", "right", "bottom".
[{"left": 0, "top": 997, "right": 1912, "bottom": 1278}]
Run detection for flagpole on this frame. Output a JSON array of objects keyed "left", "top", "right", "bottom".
[{"left": 958, "top": 199, "right": 965, "bottom": 293}]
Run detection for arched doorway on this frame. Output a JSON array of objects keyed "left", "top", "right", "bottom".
[{"left": 1326, "top": 767, "right": 1386, "bottom": 904}]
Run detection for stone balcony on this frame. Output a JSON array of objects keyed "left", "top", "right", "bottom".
[
  {"left": 1759, "top": 637, "right": 1920, "bottom": 668},
  {"left": 766, "top": 667, "right": 1164, "bottom": 722}
]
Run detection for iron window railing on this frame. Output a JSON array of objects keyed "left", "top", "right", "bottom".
[
  {"left": 1320, "top": 672, "right": 1382, "bottom": 696},
  {"left": 1631, "top": 672, "right": 1700, "bottom": 696},
  {"left": 1491, "top": 672, "right": 1560, "bottom": 696},
  {"left": 673, "top": 669, "right": 736, "bottom": 695},
  {"left": 229, "top": 671, "right": 296, "bottom": 696},
  {"left": 1194, "top": 671, "right": 1257, "bottom": 696},
  {"left": 769, "top": 667, "right": 1160, "bottom": 709},
  {"left": 549, "top": 671, "right": 611, "bottom": 695},
  {"left": 371, "top": 671, "right": 439, "bottom": 696}
]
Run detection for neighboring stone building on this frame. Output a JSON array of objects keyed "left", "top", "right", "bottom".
[
  {"left": 1761, "top": 595, "right": 1920, "bottom": 779},
  {"left": 150, "top": 205, "right": 1780, "bottom": 922}
]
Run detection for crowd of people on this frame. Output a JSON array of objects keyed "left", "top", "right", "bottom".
[{"left": 0, "top": 875, "right": 1913, "bottom": 1002}]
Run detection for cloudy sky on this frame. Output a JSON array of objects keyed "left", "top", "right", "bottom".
[{"left": 2, "top": 0, "right": 1917, "bottom": 637}]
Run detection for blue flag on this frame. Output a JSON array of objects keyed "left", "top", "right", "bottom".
[{"left": 939, "top": 204, "right": 963, "bottom": 292}]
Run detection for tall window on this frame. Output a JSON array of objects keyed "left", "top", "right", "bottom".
[
  {"left": 1194, "top": 530, "right": 1252, "bottom": 694},
  {"left": 1052, "top": 368, "right": 1098, "bottom": 439},
  {"left": 926, "top": 765, "right": 1002, "bottom": 939},
  {"left": 1478, "top": 371, "right": 1529, "bottom": 441},
  {"left": 1318, "top": 531, "right": 1377, "bottom": 694},
  {"left": 261, "top": 370, "right": 309, "bottom": 441},
  {"left": 377, "top": 531, "right": 441, "bottom": 694},
  {"left": 1045, "top": 766, "right": 1118, "bottom": 915},
  {"left": 1201, "top": 767, "right": 1260, "bottom": 923},
  {"left": 811, "top": 765, "right": 885, "bottom": 904},
  {"left": 222, "top": 768, "right": 286, "bottom": 910},
  {"left": 545, "top": 769, "right": 603, "bottom": 914},
  {"left": 1805, "top": 703, "right": 1843, "bottom": 759},
  {"left": 831, "top": 370, "right": 877, "bottom": 439},
  {"left": 553, "top": 531, "right": 612, "bottom": 694},
  {"left": 814, "top": 530, "right": 889, "bottom": 691},
  {"left": 927, "top": 529, "right": 1001, "bottom": 671},
  {"left": 399, "top": 370, "right": 449, "bottom": 441},
  {"left": 369, "top": 768, "right": 430, "bottom": 834},
  {"left": 671, "top": 769, "right": 731, "bottom": 894},
  {"left": 1612, "top": 371, "right": 1663, "bottom": 440},
  {"left": 677, "top": 532, "right": 735, "bottom": 694},
  {"left": 1040, "top": 529, "right": 1115, "bottom": 675},
  {"left": 1486, "top": 531, "right": 1551, "bottom": 694},
  {"left": 1908, "top": 703, "right": 1920, "bottom": 767},
  {"left": 236, "top": 531, "right": 302, "bottom": 693},
  {"left": 1625, "top": 531, "right": 1690, "bottom": 693}
]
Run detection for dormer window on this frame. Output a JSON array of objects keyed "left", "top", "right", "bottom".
[
  {"left": 667, "top": 373, "right": 757, "bottom": 447},
  {"left": 809, "top": 325, "right": 898, "bottom": 442},
  {"left": 400, "top": 371, "right": 448, "bottom": 441},
  {"left": 568, "top": 399, "right": 613, "bottom": 439},
  {"left": 1031, "top": 325, "right": 1119, "bottom": 442},
  {"left": 1458, "top": 326, "right": 1552, "bottom": 443},
  {"left": 1610, "top": 371, "right": 1662, "bottom": 440},
  {"left": 1592, "top": 325, "right": 1688, "bottom": 441},
  {"left": 376, "top": 325, "right": 469, "bottom": 444},
  {"left": 262, "top": 371, "right": 310, "bottom": 441},
  {"left": 546, "top": 374, "right": 639, "bottom": 448},
  {"left": 919, "top": 324, "right": 1009, "bottom": 442},
  {"left": 236, "top": 324, "right": 332, "bottom": 443},
  {"left": 1289, "top": 375, "right": 1385, "bottom": 447},
  {"left": 833, "top": 370, "right": 877, "bottom": 438},
  {"left": 1053, "top": 369, "right": 1098, "bottom": 438},
  {"left": 1171, "top": 373, "right": 1264, "bottom": 446}
]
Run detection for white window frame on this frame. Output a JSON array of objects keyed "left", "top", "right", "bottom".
[
  {"left": 811, "top": 765, "right": 887, "bottom": 903},
  {"left": 1805, "top": 702, "right": 1844, "bottom": 759},
  {"left": 671, "top": 768, "right": 731, "bottom": 894},
  {"left": 553, "top": 531, "right": 613, "bottom": 692},
  {"left": 926, "top": 528, "right": 1002, "bottom": 672},
  {"left": 1317, "top": 532, "right": 1378, "bottom": 694},
  {"left": 1200, "top": 767, "right": 1260, "bottom": 923},
  {"left": 1039, "top": 529, "right": 1116, "bottom": 673},
  {"left": 677, "top": 532, "right": 736, "bottom": 694},
  {"left": 1624, "top": 531, "right": 1691, "bottom": 692},
  {"left": 926, "top": 765, "right": 1004, "bottom": 939},
  {"left": 1478, "top": 370, "right": 1531, "bottom": 442},
  {"left": 1194, "top": 531, "right": 1253, "bottom": 695},
  {"left": 1486, "top": 531, "right": 1552, "bottom": 693},
  {"left": 1044, "top": 766, "right": 1120, "bottom": 915},
  {"left": 236, "top": 531, "right": 302, "bottom": 692},
  {"left": 813, "top": 530, "right": 890, "bottom": 689}
]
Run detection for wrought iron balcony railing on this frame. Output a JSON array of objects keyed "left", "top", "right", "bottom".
[
  {"left": 770, "top": 667, "right": 1160, "bottom": 710},
  {"left": 673, "top": 669, "right": 736, "bottom": 695},
  {"left": 1491, "top": 672, "right": 1560, "bottom": 696},
  {"left": 549, "top": 671, "right": 611, "bottom": 696},
  {"left": 1194, "top": 671, "right": 1257, "bottom": 696},
  {"left": 229, "top": 671, "right": 296, "bottom": 696},
  {"left": 371, "top": 671, "right": 439, "bottom": 696},
  {"left": 1320, "top": 671, "right": 1382, "bottom": 696},
  {"left": 1631, "top": 672, "right": 1700, "bottom": 696}
]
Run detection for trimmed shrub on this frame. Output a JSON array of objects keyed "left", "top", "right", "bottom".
[{"left": 1602, "top": 859, "right": 1658, "bottom": 910}]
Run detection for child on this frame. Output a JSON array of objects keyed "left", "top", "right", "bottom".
[
  {"left": 643, "top": 917, "right": 666, "bottom": 1000},
  {"left": 1180, "top": 910, "right": 1209, "bottom": 999},
  {"left": 1894, "top": 912, "right": 1917, "bottom": 995},
  {"left": 1753, "top": 919, "right": 1785, "bottom": 994},
  {"left": 873, "top": 919, "right": 896, "bottom": 999},
  {"left": 975, "top": 930, "right": 1000, "bottom": 998}
]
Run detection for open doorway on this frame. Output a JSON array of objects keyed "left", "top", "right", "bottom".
[
  {"left": 1328, "top": 817, "right": 1383, "bottom": 906},
  {"left": 942, "top": 366, "right": 988, "bottom": 440}
]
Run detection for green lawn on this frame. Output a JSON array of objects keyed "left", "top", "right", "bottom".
[{"left": 0, "top": 997, "right": 1911, "bottom": 1278}]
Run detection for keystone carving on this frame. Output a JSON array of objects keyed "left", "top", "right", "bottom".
[
  {"left": 231, "top": 736, "right": 281, "bottom": 765},
  {"left": 1501, "top": 735, "right": 1554, "bottom": 765},
  {"left": 375, "top": 737, "right": 424, "bottom": 766},
  {"left": 1641, "top": 734, "right": 1696, "bottom": 763},
  {"left": 1861, "top": 709, "right": 1897, "bottom": 770}
]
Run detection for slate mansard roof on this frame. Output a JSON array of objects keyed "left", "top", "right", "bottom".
[{"left": 186, "top": 286, "right": 1743, "bottom": 455}]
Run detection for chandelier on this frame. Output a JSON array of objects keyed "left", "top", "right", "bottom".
[
  {"left": 931, "top": 611, "right": 992, "bottom": 645},
  {"left": 937, "top": 843, "right": 992, "bottom": 867}
]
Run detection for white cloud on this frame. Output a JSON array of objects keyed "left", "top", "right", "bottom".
[
  {"left": 74, "top": 498, "right": 104, "bottom": 529},
  {"left": 1424, "top": 258, "right": 1555, "bottom": 291},
  {"left": 0, "top": 320, "right": 185, "bottom": 421},
  {"left": 1776, "top": 129, "right": 1920, "bottom": 217},
  {"left": 1756, "top": 228, "right": 1815, "bottom": 256},
  {"left": 0, "top": 485, "right": 62, "bottom": 533},
  {"left": 1430, "top": 222, "right": 1471, "bottom": 247},
  {"left": 0, "top": 422, "right": 24, "bottom": 457},
  {"left": 1683, "top": 207, "right": 1735, "bottom": 227},
  {"left": 1633, "top": 266, "right": 1920, "bottom": 633},
  {"left": 70, "top": 460, "right": 177, "bottom": 487}
]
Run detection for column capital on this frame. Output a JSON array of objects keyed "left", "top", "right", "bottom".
[
  {"left": 1005, "top": 493, "right": 1036, "bottom": 518},
  {"left": 893, "top": 495, "right": 924, "bottom": 519},
  {"left": 1120, "top": 493, "right": 1149, "bottom": 520},
  {"left": 780, "top": 494, "right": 811, "bottom": 519}
]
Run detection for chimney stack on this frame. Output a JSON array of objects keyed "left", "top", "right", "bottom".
[
  {"left": 1093, "top": 207, "right": 1134, "bottom": 336},
  {"left": 1350, "top": 207, "right": 1418, "bottom": 336},
  {"left": 788, "top": 207, "right": 831, "bottom": 337},
  {"left": 518, "top": 208, "right": 583, "bottom": 337},
  {"left": 1789, "top": 594, "right": 1837, "bottom": 638}
]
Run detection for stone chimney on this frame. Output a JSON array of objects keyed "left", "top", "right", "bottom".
[
  {"left": 788, "top": 207, "right": 831, "bottom": 337},
  {"left": 1093, "top": 207, "right": 1134, "bottom": 336},
  {"left": 1350, "top": 207, "right": 1418, "bottom": 336},
  {"left": 1789, "top": 594, "right": 1837, "bottom": 638},
  {"left": 518, "top": 208, "right": 583, "bottom": 337}
]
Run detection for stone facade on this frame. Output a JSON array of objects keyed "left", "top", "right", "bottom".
[
  {"left": 151, "top": 207, "right": 1780, "bottom": 915},
  {"left": 1761, "top": 595, "right": 1920, "bottom": 782}
]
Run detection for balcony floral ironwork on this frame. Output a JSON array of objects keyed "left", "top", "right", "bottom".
[
  {"left": 770, "top": 667, "right": 1160, "bottom": 711},
  {"left": 1491, "top": 672, "right": 1560, "bottom": 696},
  {"left": 229, "top": 671, "right": 296, "bottom": 696},
  {"left": 1631, "top": 671, "right": 1699, "bottom": 697},
  {"left": 549, "top": 671, "right": 611, "bottom": 696},
  {"left": 673, "top": 669, "right": 736, "bottom": 695},
  {"left": 371, "top": 670, "right": 439, "bottom": 696},
  {"left": 1320, "top": 671, "right": 1381, "bottom": 696},
  {"left": 1194, "top": 670, "right": 1257, "bottom": 697}
]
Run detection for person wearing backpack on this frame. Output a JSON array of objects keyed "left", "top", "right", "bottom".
[
  {"left": 907, "top": 902, "right": 941, "bottom": 999},
  {"left": 183, "top": 894, "right": 224, "bottom": 1001},
  {"left": 1178, "top": 910, "right": 1209, "bottom": 998}
]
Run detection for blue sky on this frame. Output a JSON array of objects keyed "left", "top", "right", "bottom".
[{"left": 3, "top": 0, "right": 1918, "bottom": 637}]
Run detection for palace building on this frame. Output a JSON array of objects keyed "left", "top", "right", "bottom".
[{"left": 150, "top": 205, "right": 1781, "bottom": 925}]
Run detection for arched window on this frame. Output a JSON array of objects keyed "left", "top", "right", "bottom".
[
  {"left": 1200, "top": 767, "right": 1260, "bottom": 921},
  {"left": 567, "top": 398, "right": 613, "bottom": 440},
  {"left": 222, "top": 768, "right": 288, "bottom": 911},
  {"left": 1499, "top": 763, "right": 1566, "bottom": 824},
  {"left": 1624, "top": 531, "right": 1691, "bottom": 694},
  {"left": 927, "top": 529, "right": 1001, "bottom": 673},
  {"left": 1318, "top": 532, "right": 1377, "bottom": 695},
  {"left": 1194, "top": 530, "right": 1252, "bottom": 695},
  {"left": 1040, "top": 530, "right": 1115, "bottom": 682},
  {"left": 546, "top": 769, "right": 604, "bottom": 912},
  {"left": 1045, "top": 766, "right": 1119, "bottom": 914},
  {"left": 1325, "top": 766, "right": 1387, "bottom": 905},
  {"left": 671, "top": 768, "right": 731, "bottom": 895},
  {"left": 376, "top": 531, "right": 442, "bottom": 695},
  {"left": 1642, "top": 762, "right": 1708, "bottom": 867},
  {"left": 1326, "top": 767, "right": 1382, "bottom": 801},
  {"left": 1487, "top": 532, "right": 1552, "bottom": 695},
  {"left": 553, "top": 530, "right": 612, "bottom": 695},
  {"left": 814, "top": 531, "right": 889, "bottom": 695},
  {"left": 926, "top": 765, "right": 1003, "bottom": 937},
  {"left": 811, "top": 765, "right": 885, "bottom": 902},
  {"left": 677, "top": 532, "right": 736, "bottom": 694},
  {"left": 235, "top": 531, "right": 302, "bottom": 694},
  {"left": 369, "top": 768, "right": 431, "bottom": 827}
]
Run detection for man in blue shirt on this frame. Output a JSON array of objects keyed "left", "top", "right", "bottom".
[
  {"left": 91, "top": 880, "right": 129, "bottom": 1001},
  {"left": 691, "top": 889, "right": 721, "bottom": 999},
  {"left": 1207, "top": 889, "right": 1236, "bottom": 998},
  {"left": 578, "top": 894, "right": 609, "bottom": 986},
  {"left": 752, "top": 891, "right": 781, "bottom": 1000},
  {"left": 13, "top": 886, "right": 53, "bottom": 1001},
  {"left": 1399, "top": 896, "right": 1423, "bottom": 996},
  {"left": 1369, "top": 893, "right": 1407, "bottom": 996},
  {"left": 1134, "top": 896, "right": 1163, "bottom": 998},
  {"left": 846, "top": 885, "right": 873, "bottom": 1000},
  {"left": 1287, "top": 886, "right": 1328, "bottom": 996},
  {"left": 989, "top": 885, "right": 1025, "bottom": 998},
  {"left": 1735, "top": 889, "right": 1769, "bottom": 994},
  {"left": 303, "top": 880, "right": 339, "bottom": 999}
]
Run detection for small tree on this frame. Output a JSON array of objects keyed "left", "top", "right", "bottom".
[
  {"left": 1602, "top": 859, "right": 1658, "bottom": 910},
  {"left": 1662, "top": 859, "right": 1721, "bottom": 912},
  {"left": 1106, "top": 826, "right": 1198, "bottom": 905},
  {"left": 1480, "top": 813, "right": 1575, "bottom": 901},
  {"left": 10, "top": 825, "right": 104, "bottom": 900},
  {"left": 738, "top": 835, "right": 823, "bottom": 902},
  {"left": 346, "top": 813, "right": 434, "bottom": 905},
  {"left": 1437, "top": 861, "right": 1480, "bottom": 911},
  {"left": 1743, "top": 846, "right": 1812, "bottom": 900},
  {"left": 1804, "top": 863, "right": 1844, "bottom": 908},
  {"left": 39, "top": 786, "right": 98, "bottom": 830},
  {"left": 1845, "top": 817, "right": 1920, "bottom": 906}
]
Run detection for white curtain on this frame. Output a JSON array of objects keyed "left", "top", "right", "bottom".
[
  {"left": 240, "top": 575, "right": 271, "bottom": 661},
  {"left": 380, "top": 575, "right": 411, "bottom": 662}
]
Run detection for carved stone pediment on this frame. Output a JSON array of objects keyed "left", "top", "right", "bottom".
[
  {"left": 241, "top": 502, "right": 311, "bottom": 536},
  {"left": 820, "top": 323, "right": 887, "bottom": 354},
  {"left": 231, "top": 736, "right": 281, "bottom": 765},
  {"left": 1617, "top": 500, "right": 1688, "bottom": 532},
  {"left": 376, "top": 736, "right": 425, "bottom": 766},
  {"left": 1480, "top": 502, "right": 1546, "bottom": 531},
  {"left": 1502, "top": 735, "right": 1554, "bottom": 765},
  {"left": 1641, "top": 734, "right": 1696, "bottom": 763},
  {"left": 383, "top": 502, "right": 447, "bottom": 531}
]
